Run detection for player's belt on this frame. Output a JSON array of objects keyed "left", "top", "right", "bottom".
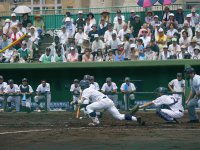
[
  {"left": 179, "top": 110, "right": 183, "bottom": 112},
  {"left": 102, "top": 96, "right": 107, "bottom": 99}
]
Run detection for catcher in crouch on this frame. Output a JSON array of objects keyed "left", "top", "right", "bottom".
[
  {"left": 131, "top": 87, "right": 184, "bottom": 123},
  {"left": 78, "top": 80, "right": 144, "bottom": 126}
]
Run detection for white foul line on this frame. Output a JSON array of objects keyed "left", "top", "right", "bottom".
[{"left": 0, "top": 129, "right": 51, "bottom": 135}]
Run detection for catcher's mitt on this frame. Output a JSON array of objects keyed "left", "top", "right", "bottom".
[{"left": 130, "top": 104, "right": 140, "bottom": 115}]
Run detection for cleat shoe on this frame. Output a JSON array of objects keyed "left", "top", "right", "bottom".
[{"left": 88, "top": 122, "right": 98, "bottom": 127}]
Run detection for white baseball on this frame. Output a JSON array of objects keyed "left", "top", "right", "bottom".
[{"left": 79, "top": 117, "right": 83, "bottom": 120}]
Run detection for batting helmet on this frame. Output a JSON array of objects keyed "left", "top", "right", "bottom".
[
  {"left": 184, "top": 67, "right": 195, "bottom": 74},
  {"left": 79, "top": 80, "right": 90, "bottom": 90},
  {"left": 155, "top": 87, "right": 168, "bottom": 95}
]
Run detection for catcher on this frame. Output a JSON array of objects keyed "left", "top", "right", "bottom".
[{"left": 131, "top": 87, "right": 184, "bottom": 123}]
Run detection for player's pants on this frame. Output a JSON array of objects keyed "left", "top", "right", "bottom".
[
  {"left": 123, "top": 94, "right": 135, "bottom": 111},
  {"left": 86, "top": 97, "right": 137, "bottom": 123},
  {"left": 156, "top": 107, "right": 184, "bottom": 121},
  {"left": 34, "top": 94, "right": 51, "bottom": 110},
  {"left": 187, "top": 97, "right": 200, "bottom": 121},
  {"left": 7, "top": 96, "right": 20, "bottom": 112},
  {"left": 107, "top": 94, "right": 118, "bottom": 106},
  {"left": 21, "top": 97, "right": 31, "bottom": 108},
  {"left": 72, "top": 96, "right": 79, "bottom": 111},
  {"left": 0, "top": 96, "right": 5, "bottom": 108}
]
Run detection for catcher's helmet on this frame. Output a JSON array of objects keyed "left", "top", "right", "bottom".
[
  {"left": 184, "top": 67, "right": 195, "bottom": 74},
  {"left": 155, "top": 87, "right": 168, "bottom": 95},
  {"left": 80, "top": 80, "right": 90, "bottom": 90}
]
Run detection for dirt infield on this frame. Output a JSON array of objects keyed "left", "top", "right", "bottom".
[{"left": 0, "top": 111, "right": 200, "bottom": 150}]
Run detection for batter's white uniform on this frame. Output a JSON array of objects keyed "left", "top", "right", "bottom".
[
  {"left": 0, "top": 82, "right": 7, "bottom": 103},
  {"left": 168, "top": 79, "right": 185, "bottom": 99},
  {"left": 153, "top": 95, "right": 184, "bottom": 120},
  {"left": 82, "top": 87, "right": 137, "bottom": 123},
  {"left": 4, "top": 84, "right": 20, "bottom": 112},
  {"left": 34, "top": 83, "right": 51, "bottom": 110},
  {"left": 101, "top": 82, "right": 118, "bottom": 106}
]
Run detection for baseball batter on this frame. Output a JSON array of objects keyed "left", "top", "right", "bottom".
[
  {"left": 185, "top": 67, "right": 200, "bottom": 123},
  {"left": 131, "top": 87, "right": 184, "bottom": 123},
  {"left": 78, "top": 80, "right": 143, "bottom": 126}
]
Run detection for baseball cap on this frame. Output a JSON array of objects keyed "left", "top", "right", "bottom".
[
  {"left": 117, "top": 9, "right": 121, "bottom": 13},
  {"left": 194, "top": 46, "right": 200, "bottom": 51},
  {"left": 154, "top": 15, "right": 158, "bottom": 18},
  {"left": 78, "top": 11, "right": 83, "bottom": 14},
  {"left": 22, "top": 78, "right": 28, "bottom": 82},
  {"left": 177, "top": 6, "right": 183, "bottom": 10},
  {"left": 130, "top": 9, "right": 135, "bottom": 13},
  {"left": 177, "top": 73, "right": 182, "bottom": 77},
  {"left": 74, "top": 79, "right": 79, "bottom": 82},
  {"left": 163, "top": 45, "right": 168, "bottom": 49},
  {"left": 0, "top": 76, "right": 3, "bottom": 79},
  {"left": 11, "top": 13, "right": 16, "bottom": 17},
  {"left": 135, "top": 15, "right": 140, "bottom": 18},
  {"left": 158, "top": 28, "right": 164, "bottom": 32},
  {"left": 181, "top": 45, "right": 186, "bottom": 49},
  {"left": 172, "top": 38, "right": 177, "bottom": 42},
  {"left": 70, "top": 47, "right": 75, "bottom": 50},
  {"left": 8, "top": 79, "right": 14, "bottom": 84},
  {"left": 186, "top": 14, "right": 191, "bottom": 18},
  {"left": 169, "top": 13, "right": 174, "bottom": 17},
  {"left": 125, "top": 77, "right": 130, "bottom": 81},
  {"left": 106, "top": 77, "right": 112, "bottom": 82},
  {"left": 5, "top": 19, "right": 11, "bottom": 23},
  {"left": 190, "top": 38, "right": 197, "bottom": 43},
  {"left": 65, "top": 17, "right": 71, "bottom": 22}
]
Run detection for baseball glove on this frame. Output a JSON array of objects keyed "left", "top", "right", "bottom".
[{"left": 130, "top": 104, "right": 140, "bottom": 115}]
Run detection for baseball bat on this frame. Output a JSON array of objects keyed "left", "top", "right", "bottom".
[{"left": 76, "top": 106, "right": 80, "bottom": 119}]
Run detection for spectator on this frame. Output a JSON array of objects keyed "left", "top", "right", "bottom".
[
  {"left": 191, "top": 46, "right": 200, "bottom": 59},
  {"left": 92, "top": 34, "right": 105, "bottom": 53},
  {"left": 51, "top": 45, "right": 66, "bottom": 62},
  {"left": 19, "top": 78, "right": 34, "bottom": 112},
  {"left": 0, "top": 34, "right": 11, "bottom": 50},
  {"left": 130, "top": 15, "right": 142, "bottom": 38},
  {"left": 58, "top": 25, "right": 68, "bottom": 47},
  {"left": 17, "top": 22, "right": 27, "bottom": 35},
  {"left": 177, "top": 45, "right": 190, "bottom": 59},
  {"left": 105, "top": 49, "right": 115, "bottom": 61},
  {"left": 104, "top": 23, "right": 117, "bottom": 44},
  {"left": 188, "top": 38, "right": 197, "bottom": 56},
  {"left": 151, "top": 15, "right": 161, "bottom": 29},
  {"left": 140, "top": 28, "right": 151, "bottom": 48},
  {"left": 194, "top": 28, "right": 200, "bottom": 46},
  {"left": 158, "top": 45, "right": 171, "bottom": 60},
  {"left": 75, "top": 11, "right": 85, "bottom": 29},
  {"left": 123, "top": 34, "right": 130, "bottom": 59},
  {"left": 118, "top": 24, "right": 131, "bottom": 42},
  {"left": 70, "top": 79, "right": 81, "bottom": 111},
  {"left": 34, "top": 14, "right": 45, "bottom": 33},
  {"left": 90, "top": 76, "right": 100, "bottom": 91},
  {"left": 166, "top": 23, "right": 178, "bottom": 43},
  {"left": 87, "top": 12, "right": 96, "bottom": 26},
  {"left": 65, "top": 17, "right": 75, "bottom": 38},
  {"left": 3, "top": 19, "right": 11, "bottom": 35},
  {"left": 10, "top": 13, "right": 19, "bottom": 27},
  {"left": 120, "top": 77, "right": 136, "bottom": 111},
  {"left": 39, "top": 47, "right": 52, "bottom": 63},
  {"left": 0, "top": 76, "right": 7, "bottom": 110},
  {"left": 17, "top": 41, "right": 31, "bottom": 62},
  {"left": 156, "top": 28, "right": 167, "bottom": 51},
  {"left": 75, "top": 26, "right": 86, "bottom": 46},
  {"left": 175, "top": 7, "right": 184, "bottom": 26},
  {"left": 137, "top": 39, "right": 145, "bottom": 60},
  {"left": 62, "top": 11, "right": 74, "bottom": 24},
  {"left": 100, "top": 10, "right": 110, "bottom": 23},
  {"left": 4, "top": 79, "right": 20, "bottom": 112},
  {"left": 28, "top": 26, "right": 39, "bottom": 52},
  {"left": 88, "top": 24, "right": 98, "bottom": 43},
  {"left": 0, "top": 16, "right": 5, "bottom": 27},
  {"left": 190, "top": 8, "right": 200, "bottom": 35},
  {"left": 10, "top": 51, "right": 25, "bottom": 63},
  {"left": 82, "top": 48, "right": 93, "bottom": 62},
  {"left": 166, "top": 13, "right": 178, "bottom": 29},
  {"left": 128, "top": 9, "right": 136, "bottom": 30},
  {"left": 145, "top": 11, "right": 154, "bottom": 24},
  {"left": 168, "top": 38, "right": 181, "bottom": 55},
  {"left": 113, "top": 17, "right": 126, "bottom": 33},
  {"left": 179, "top": 30, "right": 190, "bottom": 47},
  {"left": 130, "top": 43, "right": 139, "bottom": 61},
  {"left": 168, "top": 73, "right": 185, "bottom": 100},
  {"left": 10, "top": 25, "right": 22, "bottom": 49},
  {"left": 81, "top": 36, "right": 90, "bottom": 54},
  {"left": 162, "top": 6, "right": 170, "bottom": 23},
  {"left": 98, "top": 18, "right": 108, "bottom": 37},
  {"left": 181, "top": 22, "right": 193, "bottom": 40},
  {"left": 34, "top": 80, "right": 51, "bottom": 111},
  {"left": 115, "top": 47, "right": 124, "bottom": 61},
  {"left": 150, "top": 38, "right": 160, "bottom": 55},
  {"left": 138, "top": 23, "right": 151, "bottom": 38},
  {"left": 2, "top": 47, "right": 15, "bottom": 63},
  {"left": 145, "top": 44, "right": 157, "bottom": 60},
  {"left": 94, "top": 49, "right": 104, "bottom": 62},
  {"left": 84, "top": 17, "right": 92, "bottom": 35},
  {"left": 107, "top": 33, "right": 121, "bottom": 53},
  {"left": 101, "top": 77, "right": 119, "bottom": 108},
  {"left": 67, "top": 47, "right": 78, "bottom": 62},
  {"left": 113, "top": 9, "right": 125, "bottom": 24},
  {"left": 22, "top": 13, "right": 32, "bottom": 28}
]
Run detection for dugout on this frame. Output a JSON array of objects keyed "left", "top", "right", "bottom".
[{"left": 0, "top": 60, "right": 199, "bottom": 104}]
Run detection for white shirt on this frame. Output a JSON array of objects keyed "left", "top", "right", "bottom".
[
  {"left": 90, "top": 82, "right": 100, "bottom": 91},
  {"left": 152, "top": 95, "right": 184, "bottom": 111},
  {"left": 166, "top": 29, "right": 178, "bottom": 38},
  {"left": 191, "top": 53, "right": 200, "bottom": 59},
  {"left": 113, "top": 15, "right": 125, "bottom": 24},
  {"left": 67, "top": 52, "right": 78, "bottom": 62},
  {"left": 75, "top": 32, "right": 86, "bottom": 45},
  {"left": 18, "top": 27, "right": 27, "bottom": 35},
  {"left": 4, "top": 84, "right": 20, "bottom": 93},
  {"left": 188, "top": 45, "right": 195, "bottom": 56},
  {"left": 84, "top": 24, "right": 92, "bottom": 35},
  {"left": 101, "top": 82, "right": 117, "bottom": 92},
  {"left": 120, "top": 83, "right": 136, "bottom": 92},
  {"left": 190, "top": 75, "right": 200, "bottom": 94},
  {"left": 3, "top": 49, "right": 14, "bottom": 59},
  {"left": 82, "top": 87, "right": 106, "bottom": 103},
  {"left": 0, "top": 82, "right": 7, "bottom": 92},
  {"left": 108, "top": 38, "right": 121, "bottom": 50},
  {"left": 36, "top": 83, "right": 50, "bottom": 93},
  {"left": 159, "top": 51, "right": 171, "bottom": 60},
  {"left": 92, "top": 40, "right": 105, "bottom": 52},
  {"left": 10, "top": 20, "right": 19, "bottom": 27},
  {"left": 58, "top": 31, "right": 68, "bottom": 44},
  {"left": 169, "top": 79, "right": 185, "bottom": 92},
  {"left": 168, "top": 44, "right": 181, "bottom": 54},
  {"left": 140, "top": 36, "right": 151, "bottom": 48},
  {"left": 118, "top": 29, "right": 128, "bottom": 41},
  {"left": 104, "top": 30, "right": 117, "bottom": 43}
]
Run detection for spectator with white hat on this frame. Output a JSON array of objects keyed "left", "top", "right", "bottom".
[
  {"left": 166, "top": 13, "right": 178, "bottom": 29},
  {"left": 75, "top": 10, "right": 85, "bottom": 29},
  {"left": 91, "top": 34, "right": 105, "bottom": 53},
  {"left": 10, "top": 25, "right": 22, "bottom": 49},
  {"left": 104, "top": 23, "right": 117, "bottom": 44},
  {"left": 128, "top": 9, "right": 136, "bottom": 30},
  {"left": 75, "top": 26, "right": 87, "bottom": 46},
  {"left": 113, "top": 16, "right": 126, "bottom": 33},
  {"left": 3, "top": 19, "right": 11, "bottom": 35},
  {"left": 168, "top": 37, "right": 181, "bottom": 55},
  {"left": 156, "top": 28, "right": 167, "bottom": 51},
  {"left": 65, "top": 17, "right": 75, "bottom": 38},
  {"left": 175, "top": 6, "right": 185, "bottom": 26},
  {"left": 57, "top": 25, "right": 68, "bottom": 47},
  {"left": 10, "top": 13, "right": 19, "bottom": 27},
  {"left": 67, "top": 47, "right": 79, "bottom": 62},
  {"left": 191, "top": 46, "right": 200, "bottom": 59},
  {"left": 158, "top": 45, "right": 171, "bottom": 60},
  {"left": 188, "top": 38, "right": 197, "bottom": 56},
  {"left": 181, "top": 22, "right": 193, "bottom": 40},
  {"left": 139, "top": 28, "right": 151, "bottom": 48},
  {"left": 113, "top": 9, "right": 125, "bottom": 25},
  {"left": 177, "top": 45, "right": 190, "bottom": 59},
  {"left": 80, "top": 36, "right": 90, "bottom": 54},
  {"left": 151, "top": 15, "right": 162, "bottom": 29}
]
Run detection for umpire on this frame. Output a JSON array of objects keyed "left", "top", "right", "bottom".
[{"left": 185, "top": 67, "right": 200, "bottom": 123}]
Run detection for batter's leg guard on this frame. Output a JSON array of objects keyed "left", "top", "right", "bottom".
[
  {"left": 156, "top": 108, "right": 172, "bottom": 121},
  {"left": 125, "top": 114, "right": 132, "bottom": 121}
]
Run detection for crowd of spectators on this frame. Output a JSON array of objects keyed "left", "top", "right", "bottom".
[{"left": 0, "top": 6, "right": 200, "bottom": 63}]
